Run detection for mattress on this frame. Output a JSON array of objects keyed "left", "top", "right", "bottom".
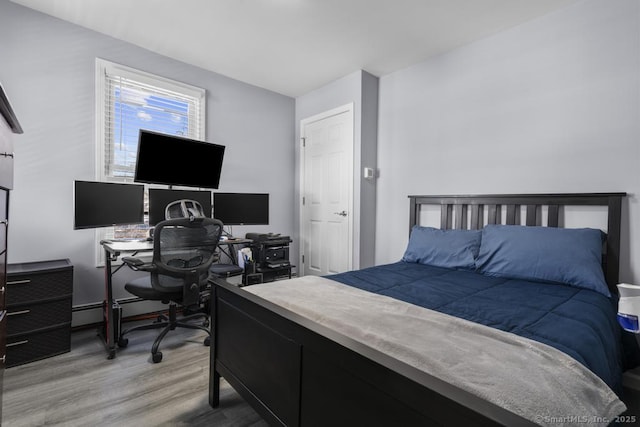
[{"left": 328, "top": 261, "right": 624, "bottom": 395}]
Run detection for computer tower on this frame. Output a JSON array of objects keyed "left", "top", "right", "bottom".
[{"left": 102, "top": 301, "right": 122, "bottom": 345}]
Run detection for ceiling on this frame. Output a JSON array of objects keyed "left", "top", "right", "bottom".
[{"left": 10, "top": 0, "right": 579, "bottom": 97}]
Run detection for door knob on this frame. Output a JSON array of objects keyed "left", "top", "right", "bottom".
[{"left": 334, "top": 211, "right": 348, "bottom": 217}]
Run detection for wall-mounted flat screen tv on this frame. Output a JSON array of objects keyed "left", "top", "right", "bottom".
[
  {"left": 74, "top": 180, "right": 144, "bottom": 229},
  {"left": 134, "top": 130, "right": 225, "bottom": 189},
  {"left": 213, "top": 193, "right": 269, "bottom": 225},
  {"left": 148, "top": 188, "right": 212, "bottom": 226}
]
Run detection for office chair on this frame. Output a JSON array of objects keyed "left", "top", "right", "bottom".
[{"left": 119, "top": 217, "right": 223, "bottom": 363}]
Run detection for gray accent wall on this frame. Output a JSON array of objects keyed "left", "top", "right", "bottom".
[
  {"left": 0, "top": 1, "right": 295, "bottom": 323},
  {"left": 376, "top": 0, "right": 640, "bottom": 282}
]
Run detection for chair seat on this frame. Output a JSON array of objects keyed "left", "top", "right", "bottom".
[
  {"left": 124, "top": 276, "right": 183, "bottom": 301},
  {"left": 209, "top": 263, "right": 243, "bottom": 278}
]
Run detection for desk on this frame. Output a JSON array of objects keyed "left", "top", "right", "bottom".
[{"left": 99, "top": 238, "right": 249, "bottom": 359}]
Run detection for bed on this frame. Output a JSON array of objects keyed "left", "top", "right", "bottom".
[{"left": 208, "top": 193, "right": 632, "bottom": 426}]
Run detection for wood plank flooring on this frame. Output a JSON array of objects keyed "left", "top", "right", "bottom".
[{"left": 3, "top": 323, "right": 268, "bottom": 427}]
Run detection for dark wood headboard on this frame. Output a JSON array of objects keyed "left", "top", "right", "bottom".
[{"left": 408, "top": 193, "right": 626, "bottom": 293}]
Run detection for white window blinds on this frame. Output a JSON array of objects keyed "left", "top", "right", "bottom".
[{"left": 97, "top": 59, "right": 206, "bottom": 182}]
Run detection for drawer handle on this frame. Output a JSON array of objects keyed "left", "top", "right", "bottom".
[
  {"left": 7, "top": 340, "right": 28, "bottom": 347},
  {"left": 7, "top": 279, "right": 30, "bottom": 285},
  {"left": 0, "top": 152, "right": 13, "bottom": 158},
  {"left": 7, "top": 309, "right": 30, "bottom": 316}
]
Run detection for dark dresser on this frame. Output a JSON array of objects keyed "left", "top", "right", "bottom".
[
  {"left": 0, "top": 83, "right": 22, "bottom": 420},
  {"left": 5, "top": 259, "right": 73, "bottom": 367}
]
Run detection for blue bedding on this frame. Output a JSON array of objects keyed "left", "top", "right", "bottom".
[{"left": 327, "top": 261, "right": 625, "bottom": 395}]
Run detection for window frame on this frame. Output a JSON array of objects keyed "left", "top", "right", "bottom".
[{"left": 94, "top": 58, "right": 206, "bottom": 265}]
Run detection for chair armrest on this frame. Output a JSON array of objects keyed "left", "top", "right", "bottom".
[{"left": 122, "top": 257, "right": 154, "bottom": 272}]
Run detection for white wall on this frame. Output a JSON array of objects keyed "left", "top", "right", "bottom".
[
  {"left": 0, "top": 1, "right": 295, "bottom": 322},
  {"left": 376, "top": 0, "right": 640, "bottom": 282}
]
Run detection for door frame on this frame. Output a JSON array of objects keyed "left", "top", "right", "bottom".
[{"left": 299, "top": 103, "right": 355, "bottom": 276}]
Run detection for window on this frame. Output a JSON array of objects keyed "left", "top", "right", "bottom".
[{"left": 95, "top": 59, "right": 206, "bottom": 243}]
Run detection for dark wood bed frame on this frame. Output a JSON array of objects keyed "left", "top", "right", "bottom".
[{"left": 209, "top": 193, "right": 626, "bottom": 426}]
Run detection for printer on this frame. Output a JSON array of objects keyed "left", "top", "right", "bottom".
[{"left": 245, "top": 232, "right": 292, "bottom": 270}]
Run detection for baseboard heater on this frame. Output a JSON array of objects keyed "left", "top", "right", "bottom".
[{"left": 71, "top": 296, "right": 142, "bottom": 312}]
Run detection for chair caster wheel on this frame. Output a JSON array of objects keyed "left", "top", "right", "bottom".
[
  {"left": 204, "top": 336, "right": 211, "bottom": 347},
  {"left": 117, "top": 337, "right": 129, "bottom": 348},
  {"left": 152, "top": 352, "right": 163, "bottom": 363}
]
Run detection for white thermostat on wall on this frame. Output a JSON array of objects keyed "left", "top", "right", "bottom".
[{"left": 363, "top": 167, "right": 375, "bottom": 179}]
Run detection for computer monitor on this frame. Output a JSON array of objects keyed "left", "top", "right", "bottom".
[
  {"left": 213, "top": 193, "right": 269, "bottom": 225},
  {"left": 148, "top": 188, "right": 212, "bottom": 225},
  {"left": 134, "top": 130, "right": 225, "bottom": 189},
  {"left": 74, "top": 180, "right": 144, "bottom": 229}
]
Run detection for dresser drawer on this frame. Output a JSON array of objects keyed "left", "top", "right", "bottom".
[
  {"left": 7, "top": 298, "right": 72, "bottom": 336},
  {"left": 7, "top": 260, "right": 73, "bottom": 306},
  {"left": 6, "top": 325, "right": 70, "bottom": 367}
]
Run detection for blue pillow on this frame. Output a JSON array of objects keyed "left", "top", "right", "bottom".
[
  {"left": 476, "top": 225, "right": 610, "bottom": 297},
  {"left": 402, "top": 226, "right": 481, "bottom": 270}
]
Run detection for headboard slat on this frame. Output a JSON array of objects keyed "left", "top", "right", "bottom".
[
  {"left": 470, "top": 205, "right": 481, "bottom": 230},
  {"left": 441, "top": 204, "right": 453, "bottom": 230},
  {"left": 487, "top": 205, "right": 499, "bottom": 224},
  {"left": 526, "top": 205, "right": 537, "bottom": 226},
  {"left": 548, "top": 205, "right": 559, "bottom": 227},
  {"left": 506, "top": 205, "right": 517, "bottom": 225},
  {"left": 454, "top": 205, "right": 467, "bottom": 230}
]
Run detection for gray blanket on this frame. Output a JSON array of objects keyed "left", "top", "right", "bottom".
[{"left": 246, "top": 276, "right": 626, "bottom": 426}]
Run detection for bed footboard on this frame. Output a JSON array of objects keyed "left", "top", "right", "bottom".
[
  {"left": 209, "top": 279, "right": 535, "bottom": 427},
  {"left": 211, "top": 282, "right": 301, "bottom": 425}
]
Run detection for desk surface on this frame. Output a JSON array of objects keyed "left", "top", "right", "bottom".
[
  {"left": 101, "top": 239, "right": 154, "bottom": 253},
  {"left": 220, "top": 238, "right": 252, "bottom": 244},
  {"left": 102, "top": 238, "right": 250, "bottom": 253}
]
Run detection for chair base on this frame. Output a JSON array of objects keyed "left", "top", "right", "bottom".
[{"left": 118, "top": 301, "right": 210, "bottom": 363}]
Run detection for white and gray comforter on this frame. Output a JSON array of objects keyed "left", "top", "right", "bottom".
[{"left": 246, "top": 276, "right": 626, "bottom": 426}]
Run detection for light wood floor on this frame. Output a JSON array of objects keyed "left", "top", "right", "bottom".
[{"left": 3, "top": 322, "right": 268, "bottom": 427}]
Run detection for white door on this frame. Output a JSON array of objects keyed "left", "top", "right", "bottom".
[{"left": 300, "top": 104, "right": 354, "bottom": 276}]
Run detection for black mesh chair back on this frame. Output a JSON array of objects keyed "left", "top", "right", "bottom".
[{"left": 152, "top": 217, "right": 223, "bottom": 307}]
